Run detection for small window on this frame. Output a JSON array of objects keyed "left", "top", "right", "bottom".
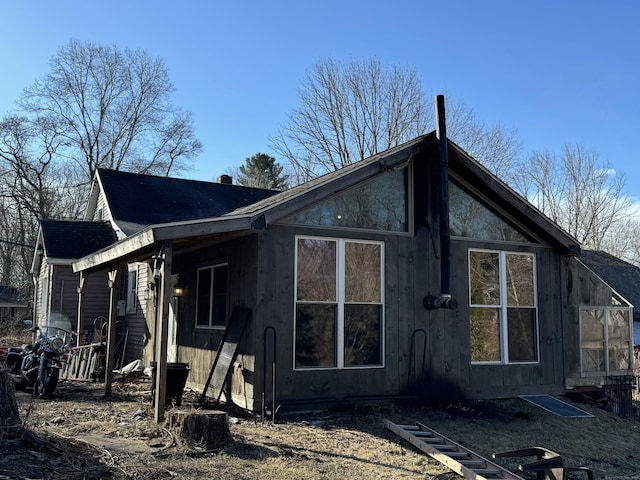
[
  {"left": 196, "top": 263, "right": 229, "bottom": 328},
  {"left": 469, "top": 249, "right": 539, "bottom": 364},
  {"left": 126, "top": 266, "right": 137, "bottom": 314}
]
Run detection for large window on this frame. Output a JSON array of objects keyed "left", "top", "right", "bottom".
[
  {"left": 449, "top": 180, "right": 531, "bottom": 242},
  {"left": 469, "top": 250, "right": 539, "bottom": 363},
  {"left": 295, "top": 237, "right": 384, "bottom": 369},
  {"left": 287, "top": 169, "right": 408, "bottom": 232},
  {"left": 580, "top": 308, "right": 632, "bottom": 375},
  {"left": 196, "top": 263, "right": 229, "bottom": 328}
]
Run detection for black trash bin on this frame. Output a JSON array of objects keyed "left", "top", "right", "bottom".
[{"left": 150, "top": 361, "right": 190, "bottom": 406}]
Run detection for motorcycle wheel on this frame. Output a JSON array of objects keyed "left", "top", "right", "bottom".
[{"left": 41, "top": 368, "right": 59, "bottom": 399}]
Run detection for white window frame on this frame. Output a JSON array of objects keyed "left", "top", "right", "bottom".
[
  {"left": 469, "top": 249, "right": 540, "bottom": 365},
  {"left": 126, "top": 264, "right": 138, "bottom": 314},
  {"left": 294, "top": 235, "right": 385, "bottom": 370},
  {"left": 195, "top": 261, "right": 229, "bottom": 330}
]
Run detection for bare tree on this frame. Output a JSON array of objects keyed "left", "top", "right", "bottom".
[
  {"left": 18, "top": 39, "right": 202, "bottom": 183},
  {"left": 271, "top": 58, "right": 429, "bottom": 182},
  {"left": 513, "top": 144, "right": 637, "bottom": 252},
  {"left": 271, "top": 57, "right": 521, "bottom": 184},
  {"left": 445, "top": 100, "right": 522, "bottom": 183},
  {"left": 0, "top": 40, "right": 202, "bottom": 290}
]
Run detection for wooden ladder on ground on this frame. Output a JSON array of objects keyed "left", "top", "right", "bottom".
[{"left": 383, "top": 419, "right": 525, "bottom": 480}]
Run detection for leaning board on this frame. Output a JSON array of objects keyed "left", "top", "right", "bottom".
[{"left": 200, "top": 306, "right": 251, "bottom": 403}]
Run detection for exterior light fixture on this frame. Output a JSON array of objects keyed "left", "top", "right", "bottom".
[{"left": 173, "top": 283, "right": 184, "bottom": 298}]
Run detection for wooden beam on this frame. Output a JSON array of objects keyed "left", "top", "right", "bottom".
[
  {"left": 154, "top": 240, "right": 173, "bottom": 423},
  {"left": 104, "top": 268, "right": 121, "bottom": 397},
  {"left": 76, "top": 273, "right": 85, "bottom": 347},
  {"left": 72, "top": 229, "right": 156, "bottom": 272}
]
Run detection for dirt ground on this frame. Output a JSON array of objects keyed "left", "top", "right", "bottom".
[{"left": 4, "top": 374, "right": 640, "bottom": 480}]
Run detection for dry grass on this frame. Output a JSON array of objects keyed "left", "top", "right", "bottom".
[{"left": 6, "top": 377, "right": 640, "bottom": 479}]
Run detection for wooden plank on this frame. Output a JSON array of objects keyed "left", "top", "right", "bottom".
[
  {"left": 105, "top": 268, "right": 121, "bottom": 396},
  {"left": 200, "top": 306, "right": 251, "bottom": 403},
  {"left": 155, "top": 241, "right": 173, "bottom": 423}
]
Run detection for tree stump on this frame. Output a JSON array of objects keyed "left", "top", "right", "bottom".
[
  {"left": 0, "top": 370, "right": 20, "bottom": 428},
  {"left": 166, "top": 409, "right": 231, "bottom": 449}
]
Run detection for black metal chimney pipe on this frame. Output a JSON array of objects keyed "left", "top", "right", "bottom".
[{"left": 424, "top": 95, "right": 457, "bottom": 310}]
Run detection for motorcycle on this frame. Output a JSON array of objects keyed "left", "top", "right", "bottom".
[{"left": 4, "top": 325, "right": 75, "bottom": 398}]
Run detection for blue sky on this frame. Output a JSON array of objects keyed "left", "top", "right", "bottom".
[{"left": 1, "top": 1, "right": 639, "bottom": 195}]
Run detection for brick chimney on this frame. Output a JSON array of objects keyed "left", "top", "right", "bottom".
[{"left": 217, "top": 174, "right": 233, "bottom": 185}]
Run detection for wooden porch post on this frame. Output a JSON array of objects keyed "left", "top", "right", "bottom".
[
  {"left": 76, "top": 273, "right": 85, "bottom": 347},
  {"left": 104, "top": 267, "right": 121, "bottom": 397},
  {"left": 154, "top": 240, "right": 173, "bottom": 423}
]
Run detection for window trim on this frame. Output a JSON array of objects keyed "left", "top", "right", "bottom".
[
  {"left": 469, "top": 249, "right": 540, "bottom": 365},
  {"left": 293, "top": 235, "right": 385, "bottom": 371},
  {"left": 195, "top": 261, "right": 229, "bottom": 330}
]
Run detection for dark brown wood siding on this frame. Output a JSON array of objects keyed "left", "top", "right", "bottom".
[
  {"left": 451, "top": 240, "right": 566, "bottom": 399},
  {"left": 173, "top": 234, "right": 260, "bottom": 409}
]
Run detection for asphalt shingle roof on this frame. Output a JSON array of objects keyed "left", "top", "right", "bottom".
[
  {"left": 0, "top": 285, "right": 27, "bottom": 305},
  {"left": 41, "top": 220, "right": 117, "bottom": 259},
  {"left": 580, "top": 250, "right": 640, "bottom": 317},
  {"left": 98, "top": 169, "right": 279, "bottom": 235}
]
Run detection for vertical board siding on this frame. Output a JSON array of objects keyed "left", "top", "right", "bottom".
[
  {"left": 457, "top": 240, "right": 566, "bottom": 399},
  {"left": 173, "top": 234, "right": 259, "bottom": 409}
]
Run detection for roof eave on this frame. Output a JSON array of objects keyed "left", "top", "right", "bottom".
[{"left": 72, "top": 215, "right": 255, "bottom": 272}]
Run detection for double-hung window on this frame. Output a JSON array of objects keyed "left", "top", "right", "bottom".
[
  {"left": 196, "top": 263, "right": 229, "bottom": 328},
  {"left": 469, "top": 249, "right": 539, "bottom": 363},
  {"left": 294, "top": 236, "right": 384, "bottom": 369}
]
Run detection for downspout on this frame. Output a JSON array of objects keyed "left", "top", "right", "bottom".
[{"left": 424, "top": 95, "right": 458, "bottom": 310}]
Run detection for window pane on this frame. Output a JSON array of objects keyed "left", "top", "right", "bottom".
[
  {"left": 608, "top": 309, "right": 631, "bottom": 372},
  {"left": 345, "top": 242, "right": 381, "bottom": 302},
  {"left": 288, "top": 169, "right": 407, "bottom": 232},
  {"left": 211, "top": 265, "right": 228, "bottom": 327},
  {"left": 608, "top": 309, "right": 630, "bottom": 340},
  {"left": 297, "top": 238, "right": 336, "bottom": 302},
  {"left": 295, "top": 304, "right": 336, "bottom": 368},
  {"left": 581, "top": 310, "right": 605, "bottom": 373},
  {"left": 344, "top": 304, "right": 382, "bottom": 366},
  {"left": 470, "top": 307, "right": 501, "bottom": 362},
  {"left": 507, "top": 308, "right": 537, "bottom": 362},
  {"left": 449, "top": 181, "right": 530, "bottom": 242},
  {"left": 609, "top": 341, "right": 631, "bottom": 371},
  {"left": 469, "top": 251, "right": 500, "bottom": 305},
  {"left": 505, "top": 254, "right": 534, "bottom": 306},
  {"left": 196, "top": 268, "right": 211, "bottom": 326}
]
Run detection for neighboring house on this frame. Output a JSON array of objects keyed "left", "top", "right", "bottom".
[
  {"left": 81, "top": 169, "right": 278, "bottom": 364},
  {"left": 579, "top": 250, "right": 640, "bottom": 346},
  {"left": 0, "top": 285, "right": 30, "bottom": 325},
  {"left": 71, "top": 131, "right": 634, "bottom": 414},
  {"left": 31, "top": 220, "right": 117, "bottom": 339}
]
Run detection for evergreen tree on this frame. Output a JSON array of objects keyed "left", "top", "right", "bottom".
[{"left": 237, "top": 153, "right": 289, "bottom": 190}]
